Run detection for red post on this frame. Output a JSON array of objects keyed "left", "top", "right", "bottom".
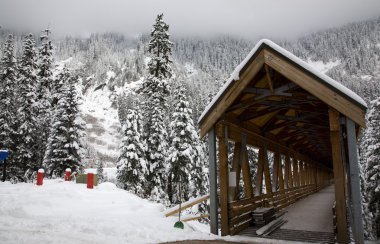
[
  {"left": 65, "top": 168, "right": 71, "bottom": 181},
  {"left": 87, "top": 173, "right": 94, "bottom": 189},
  {"left": 37, "top": 169, "right": 44, "bottom": 186}
]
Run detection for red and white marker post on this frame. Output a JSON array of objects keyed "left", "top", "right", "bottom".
[
  {"left": 37, "top": 169, "right": 44, "bottom": 186},
  {"left": 64, "top": 168, "right": 71, "bottom": 181},
  {"left": 87, "top": 173, "right": 94, "bottom": 189}
]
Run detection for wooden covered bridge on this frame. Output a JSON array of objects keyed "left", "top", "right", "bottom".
[{"left": 198, "top": 39, "right": 366, "bottom": 243}]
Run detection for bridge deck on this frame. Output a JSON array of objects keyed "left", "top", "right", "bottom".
[{"left": 239, "top": 185, "right": 336, "bottom": 243}]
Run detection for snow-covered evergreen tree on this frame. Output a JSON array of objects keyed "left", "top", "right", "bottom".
[
  {"left": 35, "top": 29, "right": 55, "bottom": 165},
  {"left": 0, "top": 34, "right": 17, "bottom": 151},
  {"left": 167, "top": 84, "right": 197, "bottom": 203},
  {"left": 16, "top": 34, "right": 39, "bottom": 180},
  {"left": 116, "top": 101, "right": 147, "bottom": 197},
  {"left": 97, "top": 160, "right": 104, "bottom": 183},
  {"left": 147, "top": 13, "right": 173, "bottom": 80},
  {"left": 139, "top": 13, "right": 173, "bottom": 203},
  {"left": 0, "top": 34, "right": 19, "bottom": 180},
  {"left": 43, "top": 67, "right": 84, "bottom": 177},
  {"left": 365, "top": 97, "right": 380, "bottom": 238},
  {"left": 359, "top": 125, "right": 376, "bottom": 240}
]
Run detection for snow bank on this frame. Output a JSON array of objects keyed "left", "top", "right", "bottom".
[
  {"left": 0, "top": 180, "right": 216, "bottom": 244},
  {"left": 0, "top": 180, "right": 294, "bottom": 244}
]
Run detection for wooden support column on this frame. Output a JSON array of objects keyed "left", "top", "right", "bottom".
[
  {"left": 231, "top": 142, "right": 242, "bottom": 201},
  {"left": 345, "top": 118, "right": 364, "bottom": 244},
  {"left": 272, "top": 151, "right": 280, "bottom": 192},
  {"left": 293, "top": 157, "right": 299, "bottom": 188},
  {"left": 329, "top": 109, "right": 348, "bottom": 243},
  {"left": 278, "top": 155, "right": 285, "bottom": 191},
  {"left": 286, "top": 154, "right": 294, "bottom": 189},
  {"left": 208, "top": 127, "right": 218, "bottom": 235},
  {"left": 241, "top": 148, "right": 253, "bottom": 198},
  {"left": 299, "top": 161, "right": 304, "bottom": 186},
  {"left": 217, "top": 124, "right": 229, "bottom": 236},
  {"left": 263, "top": 147, "right": 272, "bottom": 195},
  {"left": 284, "top": 154, "right": 290, "bottom": 189},
  {"left": 255, "top": 148, "right": 265, "bottom": 195}
]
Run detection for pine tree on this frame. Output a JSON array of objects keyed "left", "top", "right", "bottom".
[
  {"left": 116, "top": 102, "right": 147, "bottom": 197},
  {"left": 147, "top": 13, "right": 173, "bottom": 80},
  {"left": 36, "top": 29, "right": 54, "bottom": 164},
  {"left": 139, "top": 13, "right": 173, "bottom": 203},
  {"left": 43, "top": 67, "right": 84, "bottom": 177},
  {"left": 97, "top": 160, "right": 104, "bottom": 183},
  {"left": 15, "top": 34, "right": 39, "bottom": 180},
  {"left": 0, "top": 34, "right": 19, "bottom": 180},
  {"left": 365, "top": 97, "right": 380, "bottom": 238}
]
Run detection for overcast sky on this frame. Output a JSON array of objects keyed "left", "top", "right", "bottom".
[{"left": 1, "top": 0, "right": 380, "bottom": 40}]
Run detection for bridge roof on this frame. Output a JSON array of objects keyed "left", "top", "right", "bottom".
[{"left": 198, "top": 39, "right": 367, "bottom": 167}]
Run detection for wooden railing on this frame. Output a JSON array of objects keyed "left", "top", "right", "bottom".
[{"left": 228, "top": 183, "right": 330, "bottom": 235}]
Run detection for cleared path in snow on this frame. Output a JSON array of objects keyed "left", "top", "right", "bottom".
[{"left": 281, "top": 184, "right": 335, "bottom": 232}]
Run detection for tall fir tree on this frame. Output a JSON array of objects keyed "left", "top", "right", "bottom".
[
  {"left": 36, "top": 29, "right": 54, "bottom": 164},
  {"left": 147, "top": 13, "right": 173, "bottom": 80},
  {"left": 167, "top": 83, "right": 205, "bottom": 204},
  {"left": 16, "top": 34, "right": 39, "bottom": 180},
  {"left": 139, "top": 13, "right": 173, "bottom": 202},
  {"left": 43, "top": 67, "right": 84, "bottom": 177},
  {"left": 359, "top": 126, "right": 376, "bottom": 240},
  {"left": 0, "top": 34, "right": 19, "bottom": 180},
  {"left": 364, "top": 97, "right": 380, "bottom": 238},
  {"left": 116, "top": 100, "right": 148, "bottom": 197}
]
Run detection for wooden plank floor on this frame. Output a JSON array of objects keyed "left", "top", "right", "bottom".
[{"left": 239, "top": 185, "right": 336, "bottom": 243}]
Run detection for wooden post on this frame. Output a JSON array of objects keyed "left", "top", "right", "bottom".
[
  {"left": 263, "top": 146, "right": 272, "bottom": 195},
  {"left": 255, "top": 147, "right": 265, "bottom": 195},
  {"left": 345, "top": 118, "right": 364, "bottom": 244},
  {"left": 272, "top": 151, "right": 280, "bottom": 192},
  {"left": 299, "top": 160, "right": 305, "bottom": 186},
  {"left": 231, "top": 142, "right": 242, "bottom": 201},
  {"left": 217, "top": 124, "right": 229, "bottom": 236},
  {"left": 278, "top": 155, "right": 285, "bottom": 191},
  {"left": 208, "top": 127, "right": 218, "bottom": 235},
  {"left": 284, "top": 153, "right": 290, "bottom": 189},
  {"left": 241, "top": 148, "right": 253, "bottom": 198},
  {"left": 293, "top": 157, "right": 299, "bottom": 188},
  {"left": 329, "top": 108, "right": 348, "bottom": 243}
]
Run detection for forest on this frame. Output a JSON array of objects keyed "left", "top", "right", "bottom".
[{"left": 0, "top": 16, "right": 379, "bottom": 240}]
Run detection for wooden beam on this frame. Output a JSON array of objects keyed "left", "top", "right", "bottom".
[
  {"left": 208, "top": 127, "right": 218, "bottom": 235},
  {"left": 329, "top": 108, "right": 349, "bottom": 243},
  {"left": 255, "top": 147, "right": 265, "bottom": 195},
  {"left": 165, "top": 195, "right": 210, "bottom": 217},
  {"left": 221, "top": 119, "right": 332, "bottom": 174},
  {"left": 284, "top": 153, "right": 290, "bottom": 189},
  {"left": 217, "top": 124, "right": 229, "bottom": 236},
  {"left": 293, "top": 157, "right": 299, "bottom": 187},
  {"left": 264, "top": 49, "right": 365, "bottom": 127},
  {"left": 272, "top": 151, "right": 280, "bottom": 192},
  {"left": 265, "top": 64, "right": 274, "bottom": 92},
  {"left": 263, "top": 146, "right": 273, "bottom": 195},
  {"left": 242, "top": 147, "right": 253, "bottom": 198},
  {"left": 278, "top": 155, "right": 285, "bottom": 191},
  {"left": 231, "top": 142, "right": 242, "bottom": 201},
  {"left": 199, "top": 51, "right": 265, "bottom": 138},
  {"left": 345, "top": 117, "right": 364, "bottom": 243}
]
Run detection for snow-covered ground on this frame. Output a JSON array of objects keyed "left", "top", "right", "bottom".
[
  {"left": 80, "top": 85, "right": 121, "bottom": 167},
  {"left": 0, "top": 180, "right": 214, "bottom": 244},
  {"left": 0, "top": 180, "right": 290, "bottom": 244}
]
